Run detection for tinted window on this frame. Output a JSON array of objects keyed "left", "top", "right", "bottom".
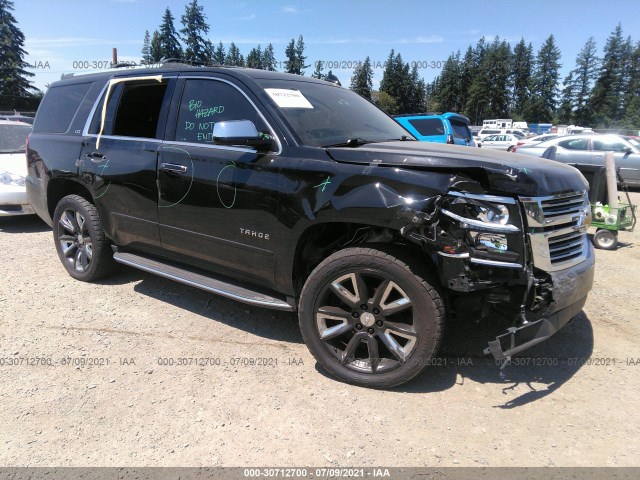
[
  {"left": 408, "top": 118, "right": 445, "bottom": 136},
  {"left": 481, "top": 129, "right": 500, "bottom": 135},
  {"left": 558, "top": 138, "right": 589, "bottom": 150},
  {"left": 175, "top": 79, "right": 267, "bottom": 144},
  {"left": 450, "top": 119, "right": 471, "bottom": 140},
  {"left": 34, "top": 82, "right": 92, "bottom": 133},
  {"left": 592, "top": 139, "right": 630, "bottom": 152},
  {"left": 0, "top": 124, "right": 32, "bottom": 152},
  {"left": 484, "top": 135, "right": 498, "bottom": 141}
]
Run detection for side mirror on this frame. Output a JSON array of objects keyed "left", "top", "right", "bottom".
[{"left": 213, "top": 120, "right": 273, "bottom": 150}]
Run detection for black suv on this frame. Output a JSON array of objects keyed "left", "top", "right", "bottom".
[{"left": 27, "top": 65, "right": 595, "bottom": 388}]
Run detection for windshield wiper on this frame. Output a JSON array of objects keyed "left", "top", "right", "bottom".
[{"left": 322, "top": 138, "right": 372, "bottom": 148}]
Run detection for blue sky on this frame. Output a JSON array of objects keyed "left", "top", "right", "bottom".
[{"left": 13, "top": 0, "right": 640, "bottom": 91}]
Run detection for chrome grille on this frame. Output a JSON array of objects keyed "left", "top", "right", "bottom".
[{"left": 520, "top": 191, "right": 590, "bottom": 272}]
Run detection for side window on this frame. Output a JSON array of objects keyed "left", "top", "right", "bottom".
[
  {"left": 88, "top": 81, "right": 168, "bottom": 139},
  {"left": 33, "top": 82, "right": 92, "bottom": 134},
  {"left": 558, "top": 138, "right": 589, "bottom": 150},
  {"left": 407, "top": 118, "right": 445, "bottom": 136},
  {"left": 450, "top": 119, "right": 470, "bottom": 139},
  {"left": 593, "top": 139, "right": 628, "bottom": 152},
  {"left": 175, "top": 79, "right": 267, "bottom": 144}
]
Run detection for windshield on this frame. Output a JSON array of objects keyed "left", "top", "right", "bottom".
[
  {"left": 0, "top": 124, "right": 32, "bottom": 153},
  {"left": 258, "top": 80, "right": 413, "bottom": 147}
]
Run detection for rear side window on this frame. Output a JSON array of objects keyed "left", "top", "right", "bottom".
[
  {"left": 450, "top": 119, "right": 471, "bottom": 140},
  {"left": 408, "top": 118, "right": 444, "bottom": 136},
  {"left": 33, "top": 82, "right": 92, "bottom": 133},
  {"left": 558, "top": 138, "right": 589, "bottom": 150},
  {"left": 88, "top": 81, "right": 168, "bottom": 139},
  {"left": 592, "top": 139, "right": 629, "bottom": 152}
]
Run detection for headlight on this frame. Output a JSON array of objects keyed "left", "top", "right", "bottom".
[
  {"left": 441, "top": 195, "right": 519, "bottom": 233},
  {"left": 0, "top": 171, "right": 25, "bottom": 187}
]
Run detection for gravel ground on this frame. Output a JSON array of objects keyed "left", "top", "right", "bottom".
[{"left": 1, "top": 192, "right": 639, "bottom": 467}]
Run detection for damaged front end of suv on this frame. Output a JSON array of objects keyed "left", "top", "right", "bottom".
[{"left": 329, "top": 143, "right": 595, "bottom": 362}]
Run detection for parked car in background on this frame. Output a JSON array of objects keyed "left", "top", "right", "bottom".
[
  {"left": 394, "top": 112, "right": 476, "bottom": 147},
  {"left": 516, "top": 133, "right": 561, "bottom": 147},
  {"left": 623, "top": 136, "right": 640, "bottom": 150},
  {"left": 480, "top": 133, "right": 520, "bottom": 151},
  {"left": 0, "top": 115, "right": 34, "bottom": 125},
  {"left": 0, "top": 120, "right": 34, "bottom": 216},
  {"left": 477, "top": 128, "right": 525, "bottom": 140},
  {"left": 513, "top": 134, "right": 640, "bottom": 187}
]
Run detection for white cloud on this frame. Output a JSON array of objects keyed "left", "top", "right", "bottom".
[
  {"left": 307, "top": 36, "right": 444, "bottom": 45},
  {"left": 282, "top": 5, "right": 298, "bottom": 13},
  {"left": 238, "top": 13, "right": 256, "bottom": 21}
]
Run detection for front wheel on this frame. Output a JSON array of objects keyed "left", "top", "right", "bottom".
[
  {"left": 298, "top": 247, "right": 445, "bottom": 388},
  {"left": 52, "top": 194, "right": 117, "bottom": 281}
]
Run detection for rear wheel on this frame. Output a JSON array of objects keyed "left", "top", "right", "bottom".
[
  {"left": 299, "top": 247, "right": 445, "bottom": 388},
  {"left": 593, "top": 228, "right": 617, "bottom": 250},
  {"left": 52, "top": 194, "right": 117, "bottom": 281}
]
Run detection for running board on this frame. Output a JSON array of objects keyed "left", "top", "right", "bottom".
[{"left": 113, "top": 252, "right": 295, "bottom": 312}]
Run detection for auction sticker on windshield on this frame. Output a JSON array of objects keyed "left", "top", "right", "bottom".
[{"left": 265, "top": 88, "right": 314, "bottom": 109}]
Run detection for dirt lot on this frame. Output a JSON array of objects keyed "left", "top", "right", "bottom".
[{"left": 1, "top": 192, "right": 639, "bottom": 468}]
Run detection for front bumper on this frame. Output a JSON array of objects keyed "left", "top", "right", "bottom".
[
  {"left": 0, "top": 186, "right": 34, "bottom": 216},
  {"left": 485, "top": 242, "right": 595, "bottom": 360}
]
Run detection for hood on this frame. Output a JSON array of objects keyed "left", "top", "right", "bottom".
[
  {"left": 327, "top": 141, "right": 588, "bottom": 197},
  {"left": 0, "top": 152, "right": 28, "bottom": 177}
]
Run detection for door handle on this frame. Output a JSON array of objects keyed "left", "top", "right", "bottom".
[{"left": 160, "top": 163, "right": 188, "bottom": 174}]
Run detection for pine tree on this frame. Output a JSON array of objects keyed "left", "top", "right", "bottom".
[
  {"left": 284, "top": 39, "right": 296, "bottom": 74},
  {"left": 349, "top": 57, "right": 373, "bottom": 100},
  {"left": 623, "top": 41, "right": 640, "bottom": 129},
  {"left": 141, "top": 30, "right": 152, "bottom": 65},
  {"left": 458, "top": 46, "right": 475, "bottom": 115},
  {"left": 465, "top": 37, "right": 490, "bottom": 124},
  {"left": 212, "top": 42, "right": 225, "bottom": 65},
  {"left": 262, "top": 44, "right": 277, "bottom": 71},
  {"left": 511, "top": 39, "right": 533, "bottom": 119},
  {"left": 247, "top": 45, "right": 263, "bottom": 69},
  {"left": 311, "top": 60, "right": 325, "bottom": 79},
  {"left": 224, "top": 42, "right": 244, "bottom": 66},
  {"left": 528, "top": 35, "right": 562, "bottom": 122},
  {"left": 180, "top": 0, "right": 212, "bottom": 63},
  {"left": 589, "top": 24, "right": 627, "bottom": 127},
  {"left": 407, "top": 64, "right": 426, "bottom": 112},
  {"left": 150, "top": 30, "right": 162, "bottom": 62},
  {"left": 557, "top": 72, "right": 575, "bottom": 124},
  {"left": 379, "top": 50, "right": 412, "bottom": 114},
  {"left": 485, "top": 38, "right": 512, "bottom": 118},
  {"left": 433, "top": 52, "right": 461, "bottom": 113},
  {"left": 0, "top": 0, "right": 37, "bottom": 110},
  {"left": 295, "top": 35, "right": 309, "bottom": 75},
  {"left": 571, "top": 37, "right": 599, "bottom": 126},
  {"left": 158, "top": 8, "right": 183, "bottom": 59}
]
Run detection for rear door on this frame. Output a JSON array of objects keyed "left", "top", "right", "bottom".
[{"left": 80, "top": 76, "right": 175, "bottom": 250}]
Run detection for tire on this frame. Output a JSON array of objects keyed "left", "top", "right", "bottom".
[
  {"left": 52, "top": 194, "right": 117, "bottom": 281},
  {"left": 507, "top": 146, "right": 514, "bottom": 152},
  {"left": 593, "top": 228, "right": 617, "bottom": 250},
  {"left": 298, "top": 246, "right": 445, "bottom": 388}
]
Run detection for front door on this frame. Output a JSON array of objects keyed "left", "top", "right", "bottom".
[{"left": 157, "top": 77, "right": 281, "bottom": 289}]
